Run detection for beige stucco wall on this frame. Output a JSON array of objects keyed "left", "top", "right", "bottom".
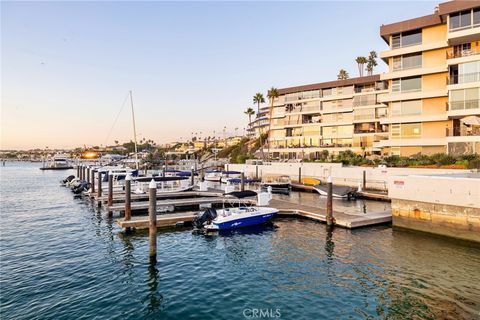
[
  {"left": 423, "top": 48, "right": 447, "bottom": 68},
  {"left": 422, "top": 73, "right": 447, "bottom": 92},
  {"left": 422, "top": 24, "right": 447, "bottom": 44},
  {"left": 422, "top": 121, "right": 448, "bottom": 139},
  {"left": 422, "top": 97, "right": 448, "bottom": 115}
]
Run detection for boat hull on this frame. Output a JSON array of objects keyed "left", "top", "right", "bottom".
[
  {"left": 206, "top": 208, "right": 278, "bottom": 230},
  {"left": 313, "top": 184, "right": 356, "bottom": 199}
]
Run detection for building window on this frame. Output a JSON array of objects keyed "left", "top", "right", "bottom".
[
  {"left": 391, "top": 123, "right": 421, "bottom": 139},
  {"left": 391, "top": 29, "right": 422, "bottom": 48},
  {"left": 392, "top": 53, "right": 422, "bottom": 71},
  {"left": 391, "top": 100, "right": 422, "bottom": 116},
  {"left": 392, "top": 76, "right": 422, "bottom": 93},
  {"left": 449, "top": 88, "right": 480, "bottom": 110},
  {"left": 450, "top": 61, "right": 480, "bottom": 84},
  {"left": 401, "top": 123, "right": 421, "bottom": 139},
  {"left": 450, "top": 8, "right": 480, "bottom": 31}
]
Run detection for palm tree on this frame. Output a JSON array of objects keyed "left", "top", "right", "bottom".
[
  {"left": 253, "top": 92, "right": 266, "bottom": 160},
  {"left": 253, "top": 93, "right": 265, "bottom": 113},
  {"left": 267, "top": 87, "right": 279, "bottom": 161},
  {"left": 337, "top": 69, "right": 349, "bottom": 80},
  {"left": 366, "top": 51, "right": 378, "bottom": 76},
  {"left": 244, "top": 107, "right": 255, "bottom": 133},
  {"left": 355, "top": 56, "right": 367, "bottom": 77}
]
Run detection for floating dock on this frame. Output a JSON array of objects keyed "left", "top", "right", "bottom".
[
  {"left": 270, "top": 199, "right": 391, "bottom": 228},
  {"left": 115, "top": 198, "right": 391, "bottom": 230}
]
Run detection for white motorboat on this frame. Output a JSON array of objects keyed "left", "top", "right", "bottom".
[
  {"left": 193, "top": 190, "right": 278, "bottom": 230},
  {"left": 131, "top": 176, "right": 194, "bottom": 194},
  {"left": 40, "top": 155, "right": 73, "bottom": 170},
  {"left": 204, "top": 170, "right": 222, "bottom": 182}
]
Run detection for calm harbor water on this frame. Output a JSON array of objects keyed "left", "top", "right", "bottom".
[{"left": 1, "top": 162, "right": 479, "bottom": 319}]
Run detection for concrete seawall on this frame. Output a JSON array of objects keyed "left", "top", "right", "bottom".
[{"left": 388, "top": 173, "right": 480, "bottom": 242}]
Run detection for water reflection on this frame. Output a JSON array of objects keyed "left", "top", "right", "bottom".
[
  {"left": 325, "top": 225, "right": 335, "bottom": 259},
  {"left": 142, "top": 263, "right": 164, "bottom": 316}
]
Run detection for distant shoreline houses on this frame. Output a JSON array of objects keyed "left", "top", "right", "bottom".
[{"left": 248, "top": 0, "right": 480, "bottom": 160}]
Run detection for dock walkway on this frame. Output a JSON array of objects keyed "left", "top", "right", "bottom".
[
  {"left": 115, "top": 198, "right": 391, "bottom": 230},
  {"left": 270, "top": 199, "right": 391, "bottom": 229}
]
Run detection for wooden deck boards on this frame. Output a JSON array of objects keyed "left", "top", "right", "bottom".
[{"left": 117, "top": 212, "right": 196, "bottom": 229}]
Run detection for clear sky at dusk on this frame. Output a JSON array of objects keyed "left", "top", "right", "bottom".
[{"left": 1, "top": 1, "right": 438, "bottom": 150}]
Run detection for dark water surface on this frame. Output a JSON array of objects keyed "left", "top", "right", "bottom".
[{"left": 1, "top": 162, "right": 479, "bottom": 319}]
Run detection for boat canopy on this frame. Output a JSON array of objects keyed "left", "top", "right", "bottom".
[
  {"left": 224, "top": 190, "right": 257, "bottom": 198},
  {"left": 134, "top": 176, "right": 189, "bottom": 182},
  {"left": 177, "top": 171, "right": 198, "bottom": 177},
  {"left": 222, "top": 171, "right": 241, "bottom": 174}
]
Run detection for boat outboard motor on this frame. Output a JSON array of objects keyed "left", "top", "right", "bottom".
[
  {"left": 193, "top": 208, "right": 217, "bottom": 228},
  {"left": 61, "top": 175, "right": 75, "bottom": 184},
  {"left": 72, "top": 181, "right": 90, "bottom": 194}
]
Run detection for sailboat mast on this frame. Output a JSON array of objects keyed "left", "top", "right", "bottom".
[{"left": 129, "top": 90, "right": 139, "bottom": 170}]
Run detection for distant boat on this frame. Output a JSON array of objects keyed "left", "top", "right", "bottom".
[
  {"left": 131, "top": 176, "right": 194, "bottom": 194},
  {"left": 313, "top": 184, "right": 356, "bottom": 199},
  {"left": 261, "top": 175, "right": 291, "bottom": 194},
  {"left": 301, "top": 177, "right": 321, "bottom": 185},
  {"left": 220, "top": 171, "right": 242, "bottom": 184},
  {"left": 40, "top": 155, "right": 73, "bottom": 170},
  {"left": 204, "top": 170, "right": 222, "bottom": 182}
]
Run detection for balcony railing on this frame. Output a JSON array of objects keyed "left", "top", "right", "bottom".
[
  {"left": 448, "top": 99, "right": 480, "bottom": 111},
  {"left": 446, "top": 48, "right": 480, "bottom": 59},
  {"left": 302, "top": 119, "right": 321, "bottom": 124},
  {"left": 446, "top": 126, "right": 480, "bottom": 137},
  {"left": 354, "top": 129, "right": 388, "bottom": 134},
  {"left": 448, "top": 72, "right": 480, "bottom": 85}
]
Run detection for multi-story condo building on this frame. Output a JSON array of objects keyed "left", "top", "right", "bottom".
[
  {"left": 266, "top": 75, "right": 389, "bottom": 160},
  {"left": 378, "top": 0, "right": 480, "bottom": 156},
  {"left": 248, "top": 106, "right": 269, "bottom": 137}
]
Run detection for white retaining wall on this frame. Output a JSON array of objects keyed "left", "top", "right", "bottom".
[
  {"left": 226, "top": 162, "right": 476, "bottom": 191},
  {"left": 388, "top": 173, "right": 480, "bottom": 208}
]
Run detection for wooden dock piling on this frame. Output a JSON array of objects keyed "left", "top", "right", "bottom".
[
  {"left": 298, "top": 167, "right": 302, "bottom": 183},
  {"left": 82, "top": 166, "right": 86, "bottom": 180},
  {"left": 326, "top": 176, "right": 334, "bottom": 226},
  {"left": 125, "top": 174, "right": 132, "bottom": 231},
  {"left": 148, "top": 179, "right": 157, "bottom": 263},
  {"left": 86, "top": 167, "right": 90, "bottom": 185},
  {"left": 97, "top": 170, "right": 102, "bottom": 198},
  {"left": 91, "top": 169, "right": 95, "bottom": 194},
  {"left": 241, "top": 172, "right": 245, "bottom": 191},
  {"left": 108, "top": 171, "right": 113, "bottom": 216},
  {"left": 362, "top": 170, "right": 366, "bottom": 190},
  {"left": 77, "top": 166, "right": 80, "bottom": 178},
  {"left": 190, "top": 167, "right": 194, "bottom": 186}
]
